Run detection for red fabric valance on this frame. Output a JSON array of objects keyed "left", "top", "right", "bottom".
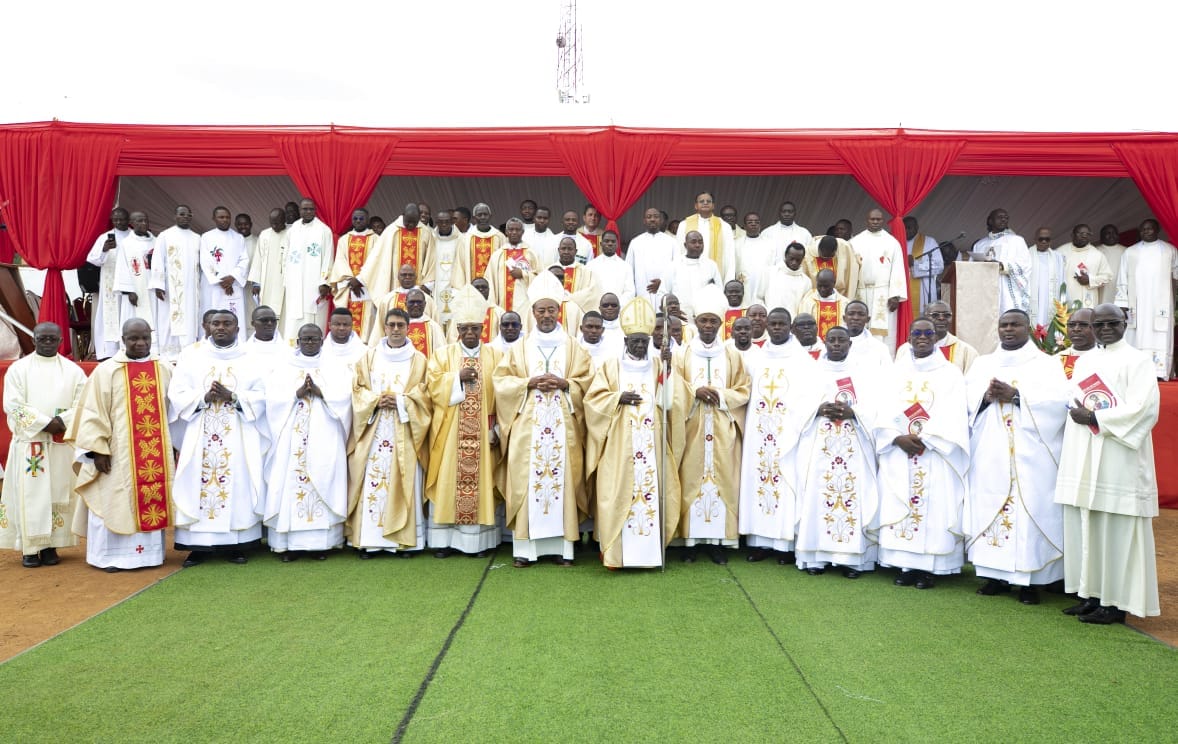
[
  {"left": 1112, "top": 142, "right": 1178, "bottom": 241},
  {"left": 0, "top": 128, "right": 122, "bottom": 355},
  {"left": 274, "top": 133, "right": 398, "bottom": 234},
  {"left": 551, "top": 130, "right": 680, "bottom": 236},
  {"left": 831, "top": 137, "right": 965, "bottom": 336}
]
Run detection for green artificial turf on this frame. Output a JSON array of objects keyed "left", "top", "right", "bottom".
[{"left": 3, "top": 549, "right": 1178, "bottom": 743}]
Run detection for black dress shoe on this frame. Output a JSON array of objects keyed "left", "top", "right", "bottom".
[
  {"left": 1063, "top": 597, "right": 1100, "bottom": 616},
  {"left": 776, "top": 551, "right": 796, "bottom": 566},
  {"left": 746, "top": 548, "right": 770, "bottom": 562},
  {"left": 227, "top": 551, "right": 248, "bottom": 564},
  {"left": 280, "top": 552, "right": 299, "bottom": 563},
  {"left": 512, "top": 558, "right": 531, "bottom": 568},
  {"left": 709, "top": 548, "right": 729, "bottom": 566},
  {"left": 805, "top": 567, "right": 825, "bottom": 576},
  {"left": 182, "top": 551, "right": 206, "bottom": 568},
  {"left": 39, "top": 548, "right": 60, "bottom": 566},
  {"left": 357, "top": 550, "right": 374, "bottom": 560},
  {"left": 434, "top": 549, "right": 450, "bottom": 559},
  {"left": 102, "top": 565, "right": 122, "bottom": 573},
  {"left": 557, "top": 558, "right": 574, "bottom": 567},
  {"left": 1018, "top": 587, "right": 1040, "bottom": 605},
  {"left": 311, "top": 552, "right": 329, "bottom": 561},
  {"left": 21, "top": 554, "right": 41, "bottom": 568},
  {"left": 842, "top": 568, "right": 861, "bottom": 579},
  {"left": 1079, "top": 606, "right": 1127, "bottom": 625},
  {"left": 914, "top": 572, "right": 936, "bottom": 590},
  {"left": 894, "top": 571, "right": 916, "bottom": 586},
  {"left": 681, "top": 549, "right": 697, "bottom": 564},
  {"left": 976, "top": 579, "right": 1010, "bottom": 596}
]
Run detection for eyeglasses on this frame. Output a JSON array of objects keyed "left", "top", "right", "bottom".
[
  {"left": 1066, "top": 321, "right": 1091, "bottom": 328},
  {"left": 911, "top": 329, "right": 937, "bottom": 338},
  {"left": 927, "top": 312, "right": 951, "bottom": 319},
  {"left": 254, "top": 317, "right": 279, "bottom": 324},
  {"left": 1091, "top": 320, "right": 1124, "bottom": 329},
  {"left": 1036, "top": 237, "right": 1052, "bottom": 242}
]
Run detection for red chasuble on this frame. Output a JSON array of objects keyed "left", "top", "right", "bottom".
[{"left": 124, "top": 361, "right": 172, "bottom": 531}]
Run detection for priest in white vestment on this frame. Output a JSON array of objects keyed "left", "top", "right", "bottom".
[
  {"left": 738, "top": 307, "right": 818, "bottom": 562},
  {"left": 113, "top": 211, "right": 161, "bottom": 351},
  {"left": 485, "top": 219, "right": 541, "bottom": 317},
  {"left": 894, "top": 301, "right": 979, "bottom": 374},
  {"left": 493, "top": 272, "right": 594, "bottom": 566},
  {"left": 904, "top": 217, "right": 944, "bottom": 314},
  {"left": 527, "top": 208, "right": 561, "bottom": 269},
  {"left": 327, "top": 209, "right": 379, "bottom": 338},
  {"left": 69, "top": 319, "right": 173, "bottom": 571},
  {"left": 281, "top": 199, "right": 334, "bottom": 342},
  {"left": 762, "top": 242, "right": 812, "bottom": 318},
  {"left": 432, "top": 209, "right": 465, "bottom": 328},
  {"left": 760, "top": 201, "right": 813, "bottom": 260},
  {"left": 263, "top": 324, "right": 352, "bottom": 559},
  {"left": 1055, "top": 303, "right": 1161, "bottom": 622},
  {"left": 1058, "top": 224, "right": 1112, "bottom": 310},
  {"left": 971, "top": 208, "right": 1030, "bottom": 314},
  {"left": 347, "top": 307, "right": 431, "bottom": 555},
  {"left": 1027, "top": 229, "right": 1066, "bottom": 329},
  {"left": 199, "top": 207, "right": 250, "bottom": 338},
  {"left": 735, "top": 213, "right": 776, "bottom": 304},
  {"left": 1055, "top": 308, "right": 1095, "bottom": 380},
  {"left": 839, "top": 300, "right": 892, "bottom": 368},
  {"left": 450, "top": 204, "right": 507, "bottom": 288},
  {"left": 150, "top": 205, "right": 203, "bottom": 360},
  {"left": 0, "top": 324, "right": 85, "bottom": 566},
  {"left": 876, "top": 318, "right": 969, "bottom": 588},
  {"left": 795, "top": 327, "right": 882, "bottom": 577},
  {"left": 627, "top": 208, "right": 680, "bottom": 309},
  {"left": 318, "top": 307, "right": 368, "bottom": 372},
  {"left": 243, "top": 305, "right": 288, "bottom": 372},
  {"left": 965, "top": 310, "right": 1068, "bottom": 604},
  {"left": 247, "top": 208, "right": 288, "bottom": 325},
  {"left": 676, "top": 192, "right": 736, "bottom": 281},
  {"left": 850, "top": 210, "right": 908, "bottom": 353},
  {"left": 1097, "top": 224, "right": 1127, "bottom": 306},
  {"left": 85, "top": 207, "right": 131, "bottom": 359},
  {"left": 665, "top": 231, "right": 723, "bottom": 321},
  {"left": 168, "top": 311, "right": 266, "bottom": 565},
  {"left": 1114, "top": 219, "right": 1178, "bottom": 379},
  {"left": 584, "top": 231, "right": 635, "bottom": 306}
]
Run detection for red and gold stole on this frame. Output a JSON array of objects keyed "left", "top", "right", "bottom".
[
  {"left": 557, "top": 302, "right": 567, "bottom": 327},
  {"left": 347, "top": 234, "right": 369, "bottom": 332},
  {"left": 817, "top": 300, "right": 839, "bottom": 339},
  {"left": 393, "top": 292, "right": 409, "bottom": 312},
  {"left": 581, "top": 230, "right": 600, "bottom": 259},
  {"left": 723, "top": 307, "right": 744, "bottom": 340},
  {"left": 471, "top": 234, "right": 494, "bottom": 279},
  {"left": 124, "top": 360, "right": 171, "bottom": 532},
  {"left": 481, "top": 307, "right": 494, "bottom": 344},
  {"left": 408, "top": 321, "right": 430, "bottom": 357},
  {"left": 562, "top": 266, "right": 576, "bottom": 293},
  {"left": 455, "top": 355, "right": 483, "bottom": 525},
  {"left": 939, "top": 344, "right": 956, "bottom": 363},
  {"left": 815, "top": 256, "right": 836, "bottom": 273},
  {"left": 1061, "top": 353, "right": 1078, "bottom": 380},
  {"left": 398, "top": 228, "right": 420, "bottom": 273},
  {"left": 503, "top": 247, "right": 526, "bottom": 310}
]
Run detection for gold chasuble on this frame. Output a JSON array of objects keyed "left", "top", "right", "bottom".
[
  {"left": 683, "top": 214, "right": 725, "bottom": 267},
  {"left": 425, "top": 343, "right": 502, "bottom": 526},
  {"left": 71, "top": 355, "right": 174, "bottom": 535}
]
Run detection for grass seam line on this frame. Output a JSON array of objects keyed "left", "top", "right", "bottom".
[
  {"left": 725, "top": 565, "right": 850, "bottom": 744},
  {"left": 391, "top": 549, "right": 497, "bottom": 744}
]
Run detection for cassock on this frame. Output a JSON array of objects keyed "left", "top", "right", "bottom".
[
  {"left": 876, "top": 349, "right": 969, "bottom": 575},
  {"left": 329, "top": 229, "right": 379, "bottom": 337},
  {"left": 1098, "top": 243, "right": 1127, "bottom": 305},
  {"left": 795, "top": 355, "right": 883, "bottom": 572},
  {"left": 69, "top": 352, "right": 174, "bottom": 569},
  {"left": 677, "top": 215, "right": 736, "bottom": 281},
  {"left": 896, "top": 332, "right": 979, "bottom": 374},
  {"left": 319, "top": 332, "right": 368, "bottom": 372},
  {"left": 1054, "top": 339, "right": 1161, "bottom": 617},
  {"left": 114, "top": 231, "right": 163, "bottom": 350},
  {"left": 1115, "top": 239, "right": 1178, "bottom": 378},
  {"left": 737, "top": 340, "right": 817, "bottom": 554},
  {"left": 675, "top": 338, "right": 751, "bottom": 547},
  {"left": 762, "top": 264, "right": 811, "bottom": 316},
  {"left": 493, "top": 326, "right": 594, "bottom": 561},
  {"left": 282, "top": 218, "right": 334, "bottom": 341},
  {"left": 486, "top": 245, "right": 541, "bottom": 315},
  {"left": 906, "top": 233, "right": 944, "bottom": 313},
  {"left": 665, "top": 256, "right": 723, "bottom": 320},
  {"left": 626, "top": 231, "right": 679, "bottom": 308},
  {"left": 737, "top": 235, "right": 776, "bottom": 297},
  {"left": 199, "top": 228, "right": 250, "bottom": 334},
  {"left": 527, "top": 229, "right": 561, "bottom": 270},
  {"left": 263, "top": 352, "right": 352, "bottom": 552},
  {"left": 244, "top": 333, "right": 289, "bottom": 374},
  {"left": 972, "top": 231, "right": 1031, "bottom": 314},
  {"left": 850, "top": 228, "right": 908, "bottom": 352},
  {"left": 585, "top": 254, "right": 636, "bottom": 305},
  {"left": 1028, "top": 248, "right": 1065, "bottom": 328},
  {"left": 347, "top": 341, "right": 431, "bottom": 553},
  {"left": 0, "top": 353, "right": 86, "bottom": 557},
  {"left": 1059, "top": 243, "right": 1112, "bottom": 310},
  {"left": 965, "top": 341, "right": 1068, "bottom": 586},
  {"left": 425, "top": 341, "right": 502, "bottom": 554},
  {"left": 451, "top": 227, "right": 506, "bottom": 288},
  {"left": 169, "top": 341, "right": 267, "bottom": 550},
  {"left": 584, "top": 354, "right": 688, "bottom": 568},
  {"left": 804, "top": 238, "right": 861, "bottom": 301},
  {"left": 150, "top": 224, "right": 203, "bottom": 360},
  {"left": 796, "top": 289, "right": 851, "bottom": 341},
  {"left": 248, "top": 226, "right": 288, "bottom": 318},
  {"left": 841, "top": 330, "right": 892, "bottom": 368},
  {"left": 761, "top": 221, "right": 813, "bottom": 258},
  {"left": 86, "top": 226, "right": 131, "bottom": 359}
]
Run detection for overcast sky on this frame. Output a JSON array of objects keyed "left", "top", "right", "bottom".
[{"left": 6, "top": 0, "right": 1173, "bottom": 132}]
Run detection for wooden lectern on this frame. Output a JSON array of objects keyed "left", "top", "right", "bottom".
[{"left": 941, "top": 260, "right": 999, "bottom": 352}]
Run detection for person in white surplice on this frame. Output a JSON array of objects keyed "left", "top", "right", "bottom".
[
  {"left": 737, "top": 307, "right": 817, "bottom": 564},
  {"left": 85, "top": 207, "right": 131, "bottom": 359},
  {"left": 1055, "top": 303, "right": 1161, "bottom": 624},
  {"left": 0, "top": 324, "right": 86, "bottom": 567},
  {"left": 876, "top": 318, "right": 969, "bottom": 589},
  {"left": 150, "top": 205, "right": 203, "bottom": 360},
  {"left": 198, "top": 207, "right": 250, "bottom": 339},
  {"left": 264, "top": 324, "right": 352, "bottom": 560},
  {"left": 347, "top": 307, "right": 430, "bottom": 556},
  {"left": 795, "top": 326, "right": 882, "bottom": 578},
  {"left": 247, "top": 208, "right": 288, "bottom": 325},
  {"left": 113, "top": 211, "right": 162, "bottom": 353},
  {"left": 965, "top": 310, "right": 1068, "bottom": 606},
  {"left": 627, "top": 207, "right": 679, "bottom": 309},
  {"left": 850, "top": 209, "right": 908, "bottom": 354},
  {"left": 1114, "top": 218, "right": 1178, "bottom": 379},
  {"left": 168, "top": 311, "right": 267, "bottom": 566},
  {"left": 282, "top": 199, "right": 334, "bottom": 342}
]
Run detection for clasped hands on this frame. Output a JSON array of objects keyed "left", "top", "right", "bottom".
[
  {"left": 984, "top": 379, "right": 1017, "bottom": 404},
  {"left": 817, "top": 401, "right": 853, "bottom": 420},
  {"left": 204, "top": 381, "right": 235, "bottom": 405},
  {"left": 296, "top": 374, "right": 323, "bottom": 400},
  {"left": 527, "top": 374, "right": 568, "bottom": 393}
]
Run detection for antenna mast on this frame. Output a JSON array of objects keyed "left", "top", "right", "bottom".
[{"left": 555, "top": 0, "right": 588, "bottom": 103}]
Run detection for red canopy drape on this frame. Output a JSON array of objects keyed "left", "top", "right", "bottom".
[
  {"left": 830, "top": 136, "right": 966, "bottom": 336},
  {"left": 0, "top": 128, "right": 122, "bottom": 355},
  {"left": 274, "top": 133, "right": 398, "bottom": 234},
  {"left": 551, "top": 129, "right": 680, "bottom": 238},
  {"left": 1112, "top": 142, "right": 1178, "bottom": 241}
]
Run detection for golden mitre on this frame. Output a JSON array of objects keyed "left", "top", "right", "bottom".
[
  {"left": 620, "top": 297, "right": 656, "bottom": 336},
  {"left": 450, "top": 283, "right": 488, "bottom": 325}
]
